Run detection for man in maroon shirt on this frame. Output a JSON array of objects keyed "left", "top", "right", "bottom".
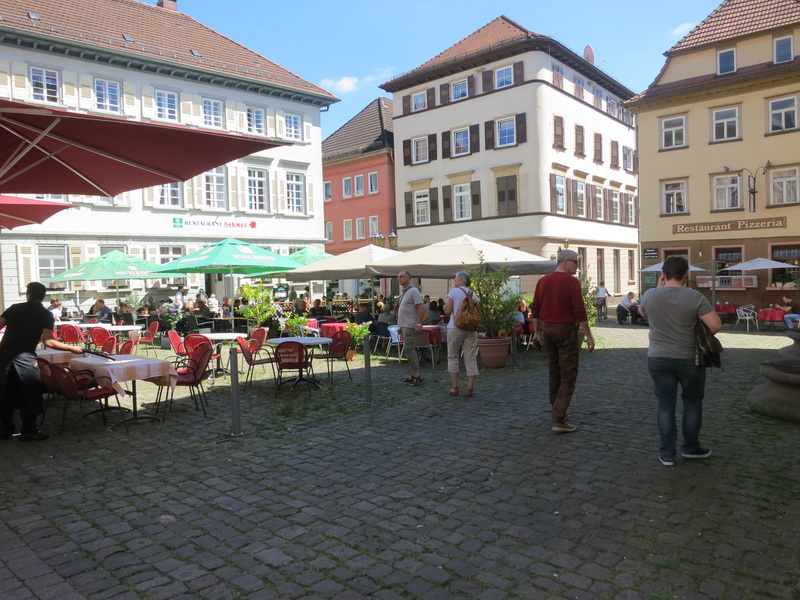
[{"left": 531, "top": 249, "right": 595, "bottom": 433}]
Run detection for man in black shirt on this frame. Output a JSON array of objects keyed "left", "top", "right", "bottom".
[{"left": 0, "top": 282, "right": 84, "bottom": 441}]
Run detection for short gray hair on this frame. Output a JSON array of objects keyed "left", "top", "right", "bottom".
[
  {"left": 557, "top": 249, "right": 579, "bottom": 264},
  {"left": 455, "top": 271, "right": 471, "bottom": 286}
]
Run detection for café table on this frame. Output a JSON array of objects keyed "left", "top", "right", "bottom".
[
  {"left": 714, "top": 303, "right": 736, "bottom": 314},
  {"left": 266, "top": 336, "right": 332, "bottom": 389},
  {"left": 319, "top": 322, "right": 348, "bottom": 338},
  {"left": 68, "top": 354, "right": 178, "bottom": 427},
  {"left": 36, "top": 348, "right": 79, "bottom": 365},
  {"left": 198, "top": 332, "right": 244, "bottom": 373},
  {"left": 757, "top": 308, "right": 784, "bottom": 329}
]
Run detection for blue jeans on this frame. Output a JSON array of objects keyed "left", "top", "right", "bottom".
[
  {"left": 784, "top": 313, "right": 799, "bottom": 329},
  {"left": 647, "top": 357, "right": 706, "bottom": 459}
]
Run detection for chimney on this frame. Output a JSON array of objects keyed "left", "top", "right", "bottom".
[{"left": 157, "top": 0, "right": 178, "bottom": 10}]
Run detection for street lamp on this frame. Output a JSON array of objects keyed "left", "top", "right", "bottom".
[
  {"left": 723, "top": 161, "right": 771, "bottom": 212},
  {"left": 371, "top": 232, "right": 385, "bottom": 247},
  {"left": 387, "top": 231, "right": 398, "bottom": 249}
]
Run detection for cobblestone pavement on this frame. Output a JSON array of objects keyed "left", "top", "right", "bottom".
[{"left": 1, "top": 323, "right": 798, "bottom": 599}]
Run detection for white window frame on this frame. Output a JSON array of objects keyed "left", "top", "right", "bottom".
[
  {"left": 285, "top": 113, "right": 302, "bottom": 140},
  {"left": 155, "top": 89, "right": 178, "bottom": 121},
  {"left": 369, "top": 215, "right": 379, "bottom": 237},
  {"left": 94, "top": 78, "right": 121, "bottom": 113},
  {"left": 712, "top": 106, "right": 739, "bottom": 141},
  {"left": 452, "top": 128, "right": 470, "bottom": 157},
  {"left": 37, "top": 245, "right": 68, "bottom": 282},
  {"left": 712, "top": 174, "right": 741, "bottom": 210},
  {"left": 555, "top": 175, "right": 566, "bottom": 214},
  {"left": 286, "top": 173, "right": 305, "bottom": 214},
  {"left": 769, "top": 96, "right": 797, "bottom": 132},
  {"left": 663, "top": 180, "right": 688, "bottom": 215},
  {"left": 495, "top": 66, "right": 513, "bottom": 89},
  {"left": 412, "top": 137, "right": 429, "bottom": 164},
  {"left": 343, "top": 219, "right": 353, "bottom": 241},
  {"left": 355, "top": 217, "right": 365, "bottom": 240},
  {"left": 627, "top": 200, "right": 634, "bottom": 224},
  {"left": 204, "top": 166, "right": 227, "bottom": 209},
  {"left": 775, "top": 35, "right": 793, "bottom": 64},
  {"left": 323, "top": 181, "right": 332, "bottom": 202},
  {"left": 202, "top": 98, "right": 223, "bottom": 128},
  {"left": 595, "top": 186, "right": 604, "bottom": 220},
  {"left": 354, "top": 174, "right": 364, "bottom": 196},
  {"left": 412, "top": 91, "right": 427, "bottom": 112},
  {"left": 247, "top": 168, "right": 269, "bottom": 211},
  {"left": 622, "top": 146, "right": 634, "bottom": 171},
  {"left": 770, "top": 167, "right": 799, "bottom": 206},
  {"left": 611, "top": 191, "right": 621, "bottom": 222},
  {"left": 325, "top": 221, "right": 334, "bottom": 242},
  {"left": 453, "top": 183, "right": 471, "bottom": 221},
  {"left": 496, "top": 117, "right": 516, "bottom": 148},
  {"left": 717, "top": 48, "right": 736, "bottom": 75},
  {"left": 342, "top": 177, "right": 352, "bottom": 198},
  {"left": 159, "top": 246, "right": 186, "bottom": 286},
  {"left": 414, "top": 190, "right": 430, "bottom": 225},
  {"left": 158, "top": 182, "right": 182, "bottom": 207},
  {"left": 30, "top": 67, "right": 59, "bottom": 103},
  {"left": 368, "top": 172, "right": 379, "bottom": 194},
  {"left": 451, "top": 79, "right": 468, "bottom": 101},
  {"left": 247, "top": 107, "right": 266, "bottom": 135},
  {"left": 661, "top": 115, "right": 686, "bottom": 149},
  {"left": 576, "top": 181, "right": 586, "bottom": 217}
]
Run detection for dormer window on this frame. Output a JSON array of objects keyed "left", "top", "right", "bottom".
[
  {"left": 717, "top": 48, "right": 736, "bottom": 74},
  {"left": 775, "top": 36, "right": 793, "bottom": 64}
]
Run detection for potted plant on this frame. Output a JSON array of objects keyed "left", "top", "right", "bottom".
[
  {"left": 238, "top": 281, "right": 281, "bottom": 329},
  {"left": 467, "top": 256, "right": 522, "bottom": 367},
  {"left": 343, "top": 322, "right": 370, "bottom": 360},
  {"left": 283, "top": 314, "right": 310, "bottom": 336},
  {"left": 157, "top": 302, "right": 181, "bottom": 347}
]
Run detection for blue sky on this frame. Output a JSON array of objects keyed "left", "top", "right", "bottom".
[{"left": 143, "top": 0, "right": 724, "bottom": 137}]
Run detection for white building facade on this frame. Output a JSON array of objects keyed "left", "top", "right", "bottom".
[{"left": 0, "top": 0, "right": 336, "bottom": 311}]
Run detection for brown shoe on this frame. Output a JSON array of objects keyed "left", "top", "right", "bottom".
[{"left": 551, "top": 422, "right": 577, "bottom": 433}]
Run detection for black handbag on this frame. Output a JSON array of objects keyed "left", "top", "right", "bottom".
[{"left": 695, "top": 320, "right": 723, "bottom": 369}]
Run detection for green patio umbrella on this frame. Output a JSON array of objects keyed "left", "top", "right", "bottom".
[
  {"left": 150, "top": 238, "right": 302, "bottom": 276},
  {"left": 288, "top": 247, "right": 334, "bottom": 266}
]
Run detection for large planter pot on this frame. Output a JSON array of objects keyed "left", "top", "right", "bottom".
[
  {"left": 345, "top": 349, "right": 356, "bottom": 362},
  {"left": 477, "top": 337, "right": 512, "bottom": 368}
]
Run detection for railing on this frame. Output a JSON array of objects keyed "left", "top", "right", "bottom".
[{"left": 696, "top": 275, "right": 758, "bottom": 288}]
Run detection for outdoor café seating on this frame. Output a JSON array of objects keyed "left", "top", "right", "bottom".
[
  {"left": 161, "top": 344, "right": 214, "bottom": 419},
  {"left": 236, "top": 336, "right": 277, "bottom": 390},
  {"left": 735, "top": 304, "right": 759, "bottom": 331},
  {"left": 314, "top": 330, "right": 352, "bottom": 382}
]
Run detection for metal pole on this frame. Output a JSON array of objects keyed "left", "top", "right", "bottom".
[
  {"left": 510, "top": 325, "right": 518, "bottom": 367},
  {"left": 229, "top": 347, "right": 243, "bottom": 437},
  {"left": 364, "top": 333, "right": 373, "bottom": 405}
]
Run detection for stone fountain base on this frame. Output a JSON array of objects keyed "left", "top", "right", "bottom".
[{"left": 747, "top": 330, "right": 800, "bottom": 423}]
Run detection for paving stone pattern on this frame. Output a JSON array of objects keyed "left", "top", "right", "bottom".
[{"left": 1, "top": 323, "right": 798, "bottom": 599}]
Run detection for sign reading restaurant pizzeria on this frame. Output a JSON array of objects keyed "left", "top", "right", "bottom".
[{"left": 672, "top": 216, "right": 787, "bottom": 235}]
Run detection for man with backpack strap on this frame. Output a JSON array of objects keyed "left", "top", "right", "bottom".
[
  {"left": 396, "top": 270, "right": 427, "bottom": 386},
  {"left": 444, "top": 271, "right": 480, "bottom": 397}
]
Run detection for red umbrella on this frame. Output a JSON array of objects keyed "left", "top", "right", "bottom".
[
  {"left": 0, "top": 194, "right": 74, "bottom": 229},
  {"left": 0, "top": 98, "right": 285, "bottom": 197}
]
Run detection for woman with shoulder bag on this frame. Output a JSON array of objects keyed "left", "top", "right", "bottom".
[{"left": 444, "top": 271, "right": 480, "bottom": 397}]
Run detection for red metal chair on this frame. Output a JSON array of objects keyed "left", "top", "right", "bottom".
[
  {"left": 250, "top": 327, "right": 268, "bottom": 348},
  {"left": 89, "top": 327, "right": 112, "bottom": 351},
  {"left": 274, "top": 341, "right": 314, "bottom": 396},
  {"left": 50, "top": 364, "right": 128, "bottom": 436},
  {"left": 167, "top": 330, "right": 186, "bottom": 357},
  {"left": 87, "top": 318, "right": 98, "bottom": 324},
  {"left": 136, "top": 321, "right": 160, "bottom": 355},
  {"left": 315, "top": 330, "right": 352, "bottom": 382},
  {"left": 161, "top": 344, "right": 213, "bottom": 419},
  {"left": 185, "top": 334, "right": 220, "bottom": 379},
  {"left": 118, "top": 339, "right": 136, "bottom": 355},
  {"left": 58, "top": 324, "right": 84, "bottom": 348},
  {"left": 236, "top": 336, "right": 276, "bottom": 390},
  {"left": 99, "top": 335, "right": 118, "bottom": 355}
]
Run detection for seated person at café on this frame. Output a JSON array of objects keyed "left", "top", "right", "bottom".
[
  {"left": 424, "top": 300, "right": 443, "bottom": 325},
  {"left": 194, "top": 298, "right": 214, "bottom": 319},
  {"left": 377, "top": 303, "right": 396, "bottom": 324},
  {"left": 207, "top": 294, "right": 220, "bottom": 315},
  {"left": 778, "top": 295, "right": 800, "bottom": 330},
  {"left": 309, "top": 298, "right": 329, "bottom": 318},
  {"left": 354, "top": 304, "right": 373, "bottom": 324},
  {"left": 92, "top": 299, "right": 113, "bottom": 323},
  {"left": 516, "top": 300, "right": 532, "bottom": 334},
  {"left": 295, "top": 298, "right": 310, "bottom": 316},
  {"left": 617, "top": 292, "right": 641, "bottom": 325}
]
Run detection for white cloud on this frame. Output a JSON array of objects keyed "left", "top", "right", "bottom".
[
  {"left": 672, "top": 22, "right": 695, "bottom": 37},
  {"left": 320, "top": 76, "right": 359, "bottom": 94},
  {"left": 362, "top": 65, "right": 395, "bottom": 84}
]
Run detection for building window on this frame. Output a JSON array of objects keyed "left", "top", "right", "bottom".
[
  {"left": 30, "top": 67, "right": 59, "bottom": 103},
  {"left": 452, "top": 128, "right": 470, "bottom": 156},
  {"left": 496, "top": 117, "right": 516, "bottom": 147},
  {"left": 324, "top": 181, "right": 332, "bottom": 201},
  {"left": 354, "top": 174, "right": 364, "bottom": 196},
  {"left": 552, "top": 64, "right": 564, "bottom": 89},
  {"left": 576, "top": 182, "right": 586, "bottom": 217},
  {"left": 775, "top": 36, "right": 793, "bottom": 64},
  {"left": 575, "top": 125, "right": 584, "bottom": 156},
  {"left": 285, "top": 114, "right": 302, "bottom": 139},
  {"left": 247, "top": 107, "right": 265, "bottom": 135},
  {"left": 412, "top": 91, "right": 427, "bottom": 112},
  {"left": 663, "top": 180, "right": 687, "bottom": 215},
  {"left": 343, "top": 219, "right": 352, "bottom": 240},
  {"left": 593, "top": 88, "right": 603, "bottom": 109},
  {"left": 772, "top": 245, "right": 800, "bottom": 282},
  {"left": 155, "top": 89, "right": 178, "bottom": 121},
  {"left": 606, "top": 96, "right": 618, "bottom": 118},
  {"left": 453, "top": 183, "right": 471, "bottom": 221},
  {"left": 159, "top": 246, "right": 185, "bottom": 285},
  {"left": 286, "top": 173, "right": 305, "bottom": 213},
  {"left": 595, "top": 187, "right": 604, "bottom": 220},
  {"left": 369, "top": 215, "right": 379, "bottom": 237},
  {"left": 712, "top": 107, "right": 739, "bottom": 141},
  {"left": 593, "top": 133, "right": 603, "bottom": 163},
  {"left": 713, "top": 174, "right": 741, "bottom": 210},
  {"left": 627, "top": 200, "right": 635, "bottom": 225},
  {"left": 496, "top": 66, "right": 513, "bottom": 89},
  {"left": 623, "top": 146, "right": 634, "bottom": 171},
  {"left": 451, "top": 79, "right": 468, "bottom": 101},
  {"left": 555, "top": 175, "right": 566, "bottom": 214},
  {"left": 38, "top": 245, "right": 67, "bottom": 281},
  {"left": 610, "top": 141, "right": 619, "bottom": 168},
  {"left": 203, "top": 98, "right": 223, "bottom": 128},
  {"left": 94, "top": 78, "right": 120, "bottom": 112},
  {"left": 247, "top": 168, "right": 269, "bottom": 211},
  {"left": 770, "top": 167, "right": 799, "bottom": 206},
  {"left": 355, "top": 217, "right": 365, "bottom": 240},
  {"left": 769, "top": 96, "right": 797, "bottom": 132},
  {"left": 414, "top": 190, "right": 430, "bottom": 225},
  {"left": 342, "top": 177, "right": 352, "bottom": 198},
  {"left": 717, "top": 48, "right": 736, "bottom": 74},
  {"left": 158, "top": 182, "right": 182, "bottom": 207},
  {"left": 661, "top": 116, "right": 686, "bottom": 149},
  {"left": 204, "top": 166, "right": 227, "bottom": 209},
  {"left": 368, "top": 172, "right": 379, "bottom": 194},
  {"left": 412, "top": 137, "right": 429, "bottom": 163},
  {"left": 325, "top": 221, "right": 334, "bottom": 242},
  {"left": 611, "top": 191, "right": 620, "bottom": 222},
  {"left": 573, "top": 76, "right": 584, "bottom": 100},
  {"left": 628, "top": 250, "right": 636, "bottom": 282},
  {"left": 553, "top": 116, "right": 565, "bottom": 149},
  {"left": 596, "top": 249, "right": 605, "bottom": 285}
]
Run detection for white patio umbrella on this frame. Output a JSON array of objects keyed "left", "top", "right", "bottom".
[
  {"left": 721, "top": 257, "right": 791, "bottom": 271},
  {"left": 366, "top": 234, "right": 555, "bottom": 277},
  {"left": 641, "top": 262, "right": 705, "bottom": 272},
  {"left": 282, "top": 245, "right": 402, "bottom": 281}
]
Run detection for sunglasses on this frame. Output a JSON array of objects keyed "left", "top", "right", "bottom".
[{"left": 567, "top": 259, "right": 579, "bottom": 265}]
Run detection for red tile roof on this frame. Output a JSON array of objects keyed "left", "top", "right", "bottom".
[
  {"left": 0, "top": 0, "right": 336, "bottom": 102},
  {"left": 668, "top": 0, "right": 800, "bottom": 55},
  {"left": 322, "top": 97, "right": 394, "bottom": 162}
]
